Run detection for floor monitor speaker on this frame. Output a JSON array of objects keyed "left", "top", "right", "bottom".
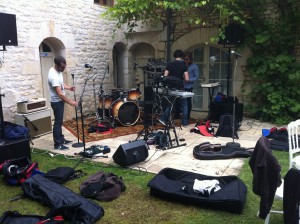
[{"left": 113, "top": 140, "right": 149, "bottom": 166}]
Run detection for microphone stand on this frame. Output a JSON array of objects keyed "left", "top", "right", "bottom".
[
  {"left": 71, "top": 74, "right": 84, "bottom": 148},
  {"left": 226, "top": 53, "right": 240, "bottom": 148},
  {"left": 75, "top": 73, "right": 94, "bottom": 163}
]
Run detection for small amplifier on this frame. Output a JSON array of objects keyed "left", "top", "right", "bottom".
[{"left": 17, "top": 98, "right": 47, "bottom": 113}]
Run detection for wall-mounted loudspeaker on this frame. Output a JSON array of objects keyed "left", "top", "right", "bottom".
[
  {"left": 218, "top": 23, "right": 244, "bottom": 46},
  {"left": 0, "top": 12, "right": 18, "bottom": 46},
  {"left": 113, "top": 140, "right": 149, "bottom": 166}
]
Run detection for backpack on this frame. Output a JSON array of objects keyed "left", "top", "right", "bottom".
[
  {"left": 216, "top": 114, "right": 239, "bottom": 139},
  {"left": 80, "top": 171, "right": 126, "bottom": 202},
  {"left": 44, "top": 167, "right": 86, "bottom": 184},
  {"left": 155, "top": 131, "right": 170, "bottom": 149},
  {"left": 0, "top": 157, "right": 42, "bottom": 185},
  {"left": 2, "top": 121, "right": 29, "bottom": 139}
]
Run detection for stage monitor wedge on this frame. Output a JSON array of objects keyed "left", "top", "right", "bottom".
[
  {"left": 113, "top": 140, "right": 149, "bottom": 167},
  {"left": 0, "top": 12, "right": 18, "bottom": 46}
]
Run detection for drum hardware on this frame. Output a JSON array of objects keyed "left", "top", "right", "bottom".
[{"left": 71, "top": 74, "right": 84, "bottom": 148}]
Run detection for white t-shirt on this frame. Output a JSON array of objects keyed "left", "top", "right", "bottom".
[{"left": 48, "top": 67, "right": 65, "bottom": 102}]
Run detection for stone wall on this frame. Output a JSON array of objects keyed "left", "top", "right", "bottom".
[{"left": 0, "top": 0, "right": 117, "bottom": 121}]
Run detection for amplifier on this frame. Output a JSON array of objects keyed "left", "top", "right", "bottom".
[
  {"left": 17, "top": 98, "right": 47, "bottom": 113},
  {"left": 15, "top": 108, "right": 52, "bottom": 137}
]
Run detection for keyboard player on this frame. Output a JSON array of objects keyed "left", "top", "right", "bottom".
[{"left": 159, "top": 49, "right": 189, "bottom": 127}]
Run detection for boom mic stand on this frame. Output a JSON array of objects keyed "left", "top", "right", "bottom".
[
  {"left": 75, "top": 73, "right": 94, "bottom": 161},
  {"left": 71, "top": 74, "right": 84, "bottom": 148},
  {"left": 226, "top": 52, "right": 241, "bottom": 148}
]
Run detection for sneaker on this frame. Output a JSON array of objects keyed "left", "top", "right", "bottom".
[
  {"left": 158, "top": 119, "right": 166, "bottom": 126},
  {"left": 63, "top": 139, "right": 73, "bottom": 144},
  {"left": 54, "top": 145, "right": 69, "bottom": 150}
]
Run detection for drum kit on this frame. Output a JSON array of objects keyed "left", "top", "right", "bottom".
[{"left": 98, "top": 87, "right": 142, "bottom": 127}]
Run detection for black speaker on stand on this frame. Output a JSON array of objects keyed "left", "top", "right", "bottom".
[
  {"left": 0, "top": 12, "right": 18, "bottom": 47},
  {"left": 113, "top": 140, "right": 149, "bottom": 167}
]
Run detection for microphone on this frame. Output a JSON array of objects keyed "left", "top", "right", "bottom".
[
  {"left": 71, "top": 73, "right": 75, "bottom": 78},
  {"left": 85, "top": 64, "right": 93, "bottom": 69},
  {"left": 231, "top": 51, "right": 242, "bottom": 57}
]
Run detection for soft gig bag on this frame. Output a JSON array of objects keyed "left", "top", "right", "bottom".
[
  {"left": 44, "top": 167, "right": 85, "bottom": 184},
  {"left": 21, "top": 174, "right": 104, "bottom": 224},
  {"left": 0, "top": 211, "right": 64, "bottom": 224}
]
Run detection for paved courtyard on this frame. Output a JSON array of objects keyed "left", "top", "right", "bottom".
[{"left": 32, "top": 113, "right": 276, "bottom": 177}]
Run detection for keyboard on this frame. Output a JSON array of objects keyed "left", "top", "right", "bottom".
[
  {"left": 200, "top": 82, "right": 221, "bottom": 88},
  {"left": 155, "top": 88, "right": 194, "bottom": 98}
]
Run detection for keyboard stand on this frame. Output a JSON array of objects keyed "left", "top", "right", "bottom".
[{"left": 161, "top": 95, "right": 187, "bottom": 150}]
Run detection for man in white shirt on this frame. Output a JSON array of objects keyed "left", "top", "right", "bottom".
[{"left": 48, "top": 56, "right": 78, "bottom": 150}]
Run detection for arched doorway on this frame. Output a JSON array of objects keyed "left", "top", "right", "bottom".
[{"left": 39, "top": 37, "right": 66, "bottom": 117}]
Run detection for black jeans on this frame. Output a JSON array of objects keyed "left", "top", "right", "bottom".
[
  {"left": 185, "top": 87, "right": 193, "bottom": 120},
  {"left": 51, "top": 101, "right": 65, "bottom": 147}
]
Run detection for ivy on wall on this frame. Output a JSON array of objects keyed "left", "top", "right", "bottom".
[{"left": 243, "top": 0, "right": 300, "bottom": 124}]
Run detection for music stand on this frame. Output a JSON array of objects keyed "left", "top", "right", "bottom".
[
  {"left": 71, "top": 74, "right": 84, "bottom": 148},
  {"left": 226, "top": 52, "right": 241, "bottom": 148}
]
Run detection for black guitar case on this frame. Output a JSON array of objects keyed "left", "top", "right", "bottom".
[
  {"left": 147, "top": 168, "right": 247, "bottom": 214},
  {"left": 193, "top": 144, "right": 252, "bottom": 160},
  {"left": 21, "top": 174, "right": 104, "bottom": 224}
]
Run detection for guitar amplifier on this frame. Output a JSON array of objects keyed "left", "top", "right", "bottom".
[
  {"left": 15, "top": 108, "right": 52, "bottom": 137},
  {"left": 17, "top": 98, "right": 47, "bottom": 113}
]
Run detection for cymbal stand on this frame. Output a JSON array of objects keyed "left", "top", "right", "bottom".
[
  {"left": 71, "top": 74, "right": 84, "bottom": 148},
  {"left": 97, "top": 66, "right": 114, "bottom": 128}
]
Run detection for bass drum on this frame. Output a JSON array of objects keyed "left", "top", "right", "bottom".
[{"left": 110, "top": 100, "right": 140, "bottom": 126}]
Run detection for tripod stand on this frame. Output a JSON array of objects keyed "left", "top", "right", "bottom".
[
  {"left": 135, "top": 68, "right": 153, "bottom": 141},
  {"left": 71, "top": 74, "right": 84, "bottom": 148},
  {"left": 226, "top": 51, "right": 241, "bottom": 148}
]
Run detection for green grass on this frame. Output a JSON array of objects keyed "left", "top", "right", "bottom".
[{"left": 0, "top": 149, "right": 289, "bottom": 224}]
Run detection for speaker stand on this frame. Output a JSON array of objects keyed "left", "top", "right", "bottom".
[{"left": 226, "top": 52, "right": 241, "bottom": 148}]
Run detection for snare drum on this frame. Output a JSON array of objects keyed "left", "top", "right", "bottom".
[
  {"left": 110, "top": 99, "right": 140, "bottom": 126},
  {"left": 128, "top": 88, "right": 141, "bottom": 101}
]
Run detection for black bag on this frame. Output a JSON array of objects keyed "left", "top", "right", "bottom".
[
  {"left": 80, "top": 172, "right": 126, "bottom": 202},
  {"left": 0, "top": 157, "right": 42, "bottom": 185},
  {"left": 216, "top": 114, "right": 239, "bottom": 138},
  {"left": 0, "top": 211, "right": 64, "bottom": 224},
  {"left": 21, "top": 174, "right": 104, "bottom": 224},
  {"left": 44, "top": 167, "right": 85, "bottom": 184},
  {"left": 2, "top": 121, "right": 29, "bottom": 139}
]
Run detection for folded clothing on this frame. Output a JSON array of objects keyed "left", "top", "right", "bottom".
[{"left": 193, "top": 179, "right": 221, "bottom": 196}]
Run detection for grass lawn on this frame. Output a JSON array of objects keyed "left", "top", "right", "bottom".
[{"left": 0, "top": 148, "right": 289, "bottom": 224}]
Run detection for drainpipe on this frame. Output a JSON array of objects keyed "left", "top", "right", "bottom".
[{"left": 166, "top": 8, "right": 172, "bottom": 63}]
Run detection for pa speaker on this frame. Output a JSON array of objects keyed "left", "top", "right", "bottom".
[
  {"left": 0, "top": 13, "right": 18, "bottom": 46},
  {"left": 113, "top": 140, "right": 149, "bottom": 166},
  {"left": 218, "top": 23, "right": 244, "bottom": 46}
]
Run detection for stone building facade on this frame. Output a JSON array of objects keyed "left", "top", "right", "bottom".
[{"left": 0, "top": 0, "right": 249, "bottom": 125}]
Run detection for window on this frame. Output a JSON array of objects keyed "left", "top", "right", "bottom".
[{"left": 94, "top": 0, "right": 114, "bottom": 7}]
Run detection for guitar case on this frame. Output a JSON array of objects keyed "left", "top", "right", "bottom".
[
  {"left": 147, "top": 168, "right": 247, "bottom": 214},
  {"left": 193, "top": 143, "right": 252, "bottom": 160}
]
